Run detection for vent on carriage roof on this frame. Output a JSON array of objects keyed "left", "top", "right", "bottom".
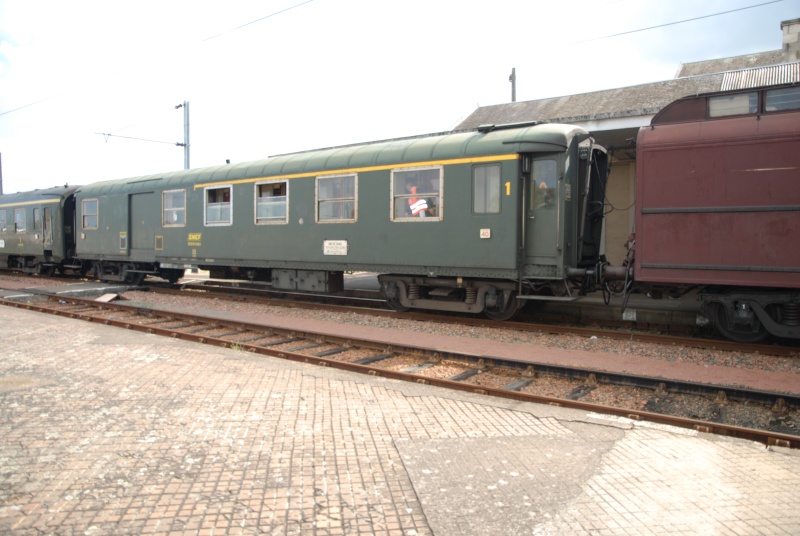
[
  {"left": 477, "top": 121, "right": 542, "bottom": 133},
  {"left": 720, "top": 62, "right": 800, "bottom": 91}
]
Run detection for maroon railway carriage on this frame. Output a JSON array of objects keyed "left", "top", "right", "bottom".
[{"left": 633, "top": 83, "right": 800, "bottom": 342}]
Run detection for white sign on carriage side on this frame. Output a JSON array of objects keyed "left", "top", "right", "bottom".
[{"left": 323, "top": 240, "right": 349, "bottom": 256}]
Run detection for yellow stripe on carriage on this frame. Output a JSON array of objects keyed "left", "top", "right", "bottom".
[{"left": 193, "top": 154, "right": 520, "bottom": 190}]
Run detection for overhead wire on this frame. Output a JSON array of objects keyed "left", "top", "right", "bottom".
[
  {"left": 0, "top": 0, "right": 317, "bottom": 118},
  {"left": 0, "top": 0, "right": 789, "bottom": 117},
  {"left": 107, "top": 103, "right": 186, "bottom": 134},
  {"left": 202, "top": 0, "right": 315, "bottom": 41},
  {"left": 94, "top": 132, "right": 186, "bottom": 146},
  {"left": 572, "top": 0, "right": 787, "bottom": 44},
  {"left": 96, "top": 1, "right": 317, "bottom": 142},
  {"left": 0, "top": 95, "right": 58, "bottom": 117}
]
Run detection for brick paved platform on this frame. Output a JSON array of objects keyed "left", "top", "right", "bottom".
[{"left": 1, "top": 306, "right": 799, "bottom": 535}]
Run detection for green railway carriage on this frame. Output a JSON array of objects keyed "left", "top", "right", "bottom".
[
  {"left": 74, "top": 122, "right": 609, "bottom": 318},
  {"left": 0, "top": 185, "right": 81, "bottom": 275}
]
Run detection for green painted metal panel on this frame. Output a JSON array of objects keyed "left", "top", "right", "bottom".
[
  {"left": 73, "top": 124, "right": 591, "bottom": 278},
  {"left": 0, "top": 186, "right": 79, "bottom": 262}
]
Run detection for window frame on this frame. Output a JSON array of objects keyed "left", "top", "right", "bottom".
[
  {"left": 255, "top": 180, "right": 289, "bottom": 225},
  {"left": 764, "top": 86, "right": 800, "bottom": 113},
  {"left": 708, "top": 92, "right": 758, "bottom": 118},
  {"left": 33, "top": 208, "right": 41, "bottom": 233},
  {"left": 531, "top": 159, "right": 558, "bottom": 211},
  {"left": 0, "top": 210, "right": 6, "bottom": 232},
  {"left": 472, "top": 164, "right": 502, "bottom": 214},
  {"left": 13, "top": 208, "right": 26, "bottom": 233},
  {"left": 316, "top": 173, "right": 357, "bottom": 224},
  {"left": 162, "top": 189, "right": 187, "bottom": 227},
  {"left": 204, "top": 185, "right": 233, "bottom": 227},
  {"left": 82, "top": 198, "right": 99, "bottom": 230},
  {"left": 43, "top": 207, "right": 52, "bottom": 242},
  {"left": 391, "top": 166, "right": 443, "bottom": 222}
]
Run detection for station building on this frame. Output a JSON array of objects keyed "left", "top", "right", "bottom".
[{"left": 454, "top": 18, "right": 800, "bottom": 266}]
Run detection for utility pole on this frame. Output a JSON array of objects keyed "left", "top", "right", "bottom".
[
  {"left": 175, "top": 101, "right": 190, "bottom": 169},
  {"left": 183, "top": 101, "right": 190, "bottom": 170},
  {"left": 509, "top": 68, "right": 516, "bottom": 103}
]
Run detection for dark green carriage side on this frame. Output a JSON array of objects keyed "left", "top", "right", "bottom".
[
  {"left": 0, "top": 186, "right": 80, "bottom": 275},
  {"left": 170, "top": 125, "right": 588, "bottom": 278},
  {"left": 74, "top": 174, "right": 190, "bottom": 283},
  {"left": 74, "top": 123, "right": 607, "bottom": 317}
]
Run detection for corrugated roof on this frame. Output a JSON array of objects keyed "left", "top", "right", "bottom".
[{"left": 721, "top": 62, "right": 800, "bottom": 90}]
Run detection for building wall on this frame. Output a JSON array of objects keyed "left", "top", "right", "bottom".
[
  {"left": 603, "top": 160, "right": 635, "bottom": 266},
  {"left": 782, "top": 18, "right": 800, "bottom": 62}
]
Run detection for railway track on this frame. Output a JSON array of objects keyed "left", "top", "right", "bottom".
[
  {"left": 5, "top": 272, "right": 793, "bottom": 357},
  {"left": 155, "top": 280, "right": 800, "bottom": 358},
  {"left": 2, "top": 290, "right": 798, "bottom": 450}
]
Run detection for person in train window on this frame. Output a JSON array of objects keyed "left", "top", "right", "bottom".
[
  {"left": 406, "top": 182, "right": 428, "bottom": 217},
  {"left": 535, "top": 180, "right": 555, "bottom": 209}
]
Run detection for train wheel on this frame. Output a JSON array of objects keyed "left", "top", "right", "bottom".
[
  {"left": 381, "top": 281, "right": 410, "bottom": 312},
  {"left": 712, "top": 303, "right": 769, "bottom": 343},
  {"left": 158, "top": 268, "right": 183, "bottom": 285},
  {"left": 484, "top": 291, "right": 521, "bottom": 321},
  {"left": 386, "top": 296, "right": 410, "bottom": 313},
  {"left": 123, "top": 270, "right": 145, "bottom": 286}
]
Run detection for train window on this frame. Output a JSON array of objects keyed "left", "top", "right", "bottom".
[
  {"left": 0, "top": 210, "right": 6, "bottom": 232},
  {"left": 14, "top": 208, "right": 26, "bottom": 233},
  {"left": 256, "top": 181, "right": 288, "bottom": 224},
  {"left": 44, "top": 207, "right": 51, "bottom": 243},
  {"left": 391, "top": 166, "right": 442, "bottom": 221},
  {"left": 708, "top": 92, "right": 757, "bottom": 117},
  {"left": 82, "top": 199, "right": 98, "bottom": 230},
  {"left": 33, "top": 208, "right": 41, "bottom": 232},
  {"left": 163, "top": 190, "right": 186, "bottom": 227},
  {"left": 532, "top": 160, "right": 557, "bottom": 210},
  {"left": 316, "top": 174, "right": 356, "bottom": 223},
  {"left": 765, "top": 87, "right": 800, "bottom": 112},
  {"left": 205, "top": 186, "right": 232, "bottom": 226},
  {"left": 473, "top": 164, "right": 501, "bottom": 214}
]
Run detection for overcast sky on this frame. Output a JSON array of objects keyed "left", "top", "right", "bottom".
[{"left": 1, "top": 0, "right": 798, "bottom": 193}]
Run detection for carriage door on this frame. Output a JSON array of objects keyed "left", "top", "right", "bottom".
[
  {"left": 524, "top": 158, "right": 561, "bottom": 272},
  {"left": 129, "top": 192, "right": 155, "bottom": 259}
]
